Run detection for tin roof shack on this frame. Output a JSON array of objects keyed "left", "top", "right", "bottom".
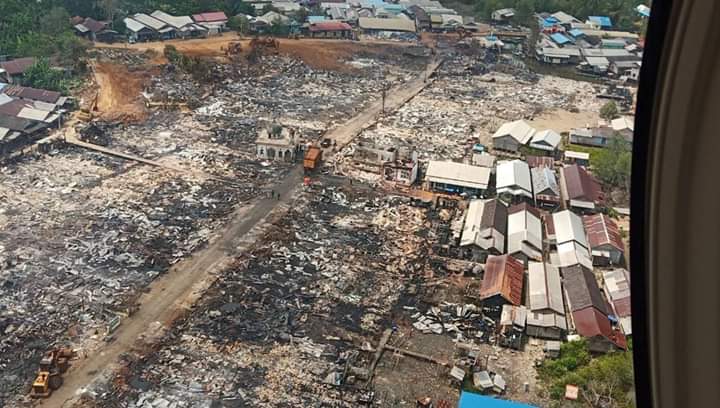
[
  {"left": 460, "top": 199, "right": 508, "bottom": 257},
  {"left": 255, "top": 123, "right": 300, "bottom": 162},
  {"left": 73, "top": 17, "right": 118, "bottom": 43},
  {"left": 507, "top": 203, "right": 543, "bottom": 262},
  {"left": 563, "top": 150, "right": 589, "bottom": 166},
  {"left": 492, "top": 8, "right": 515, "bottom": 21},
  {"left": 492, "top": 120, "right": 536, "bottom": 152},
  {"left": 480, "top": 254, "right": 524, "bottom": 309},
  {"left": 308, "top": 21, "right": 353, "bottom": 38},
  {"left": 0, "top": 114, "right": 50, "bottom": 156},
  {"left": 130, "top": 13, "right": 178, "bottom": 39},
  {"left": 602, "top": 268, "right": 632, "bottom": 335},
  {"left": 583, "top": 213, "right": 624, "bottom": 266},
  {"left": 560, "top": 164, "right": 604, "bottom": 212},
  {"left": 496, "top": 159, "right": 533, "bottom": 202},
  {"left": 192, "top": 11, "right": 229, "bottom": 34},
  {"left": 303, "top": 146, "right": 322, "bottom": 171},
  {"left": 358, "top": 17, "right": 417, "bottom": 35},
  {"left": 0, "top": 58, "right": 36, "bottom": 84},
  {"left": 552, "top": 210, "right": 593, "bottom": 270},
  {"left": 499, "top": 304, "right": 527, "bottom": 349},
  {"left": 536, "top": 47, "right": 582, "bottom": 64},
  {"left": 532, "top": 167, "right": 561, "bottom": 208},
  {"left": 152, "top": 10, "right": 208, "bottom": 38},
  {"left": 569, "top": 126, "right": 632, "bottom": 147},
  {"left": 123, "top": 17, "right": 157, "bottom": 42},
  {"left": 562, "top": 265, "right": 627, "bottom": 352},
  {"left": 406, "top": 5, "right": 430, "bottom": 30},
  {"left": 527, "top": 262, "right": 567, "bottom": 339},
  {"left": 529, "top": 129, "right": 562, "bottom": 154},
  {"left": 424, "top": 160, "right": 491, "bottom": 197}
]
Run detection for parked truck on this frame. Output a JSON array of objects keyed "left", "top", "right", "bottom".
[{"left": 304, "top": 146, "right": 322, "bottom": 172}]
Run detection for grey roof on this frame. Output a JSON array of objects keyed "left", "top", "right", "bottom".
[
  {"left": 582, "top": 48, "right": 632, "bottom": 58},
  {"left": 532, "top": 167, "right": 560, "bottom": 197},
  {"left": 540, "top": 47, "right": 582, "bottom": 57},
  {"left": 123, "top": 18, "right": 149, "bottom": 32},
  {"left": 529, "top": 262, "right": 564, "bottom": 313},
  {"left": 553, "top": 210, "right": 588, "bottom": 248},
  {"left": 131, "top": 13, "right": 168, "bottom": 30},
  {"left": 150, "top": 10, "right": 194, "bottom": 29},
  {"left": 460, "top": 198, "right": 507, "bottom": 251},
  {"left": 358, "top": 17, "right": 416, "bottom": 32},
  {"left": 425, "top": 161, "right": 491, "bottom": 190},
  {"left": 551, "top": 11, "right": 579, "bottom": 24},
  {"left": 561, "top": 265, "right": 607, "bottom": 314}
]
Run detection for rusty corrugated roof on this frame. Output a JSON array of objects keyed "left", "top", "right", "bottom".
[
  {"left": 3, "top": 85, "right": 61, "bottom": 104},
  {"left": 562, "top": 164, "right": 604, "bottom": 203},
  {"left": 480, "top": 254, "right": 524, "bottom": 305},
  {"left": 583, "top": 213, "right": 624, "bottom": 252},
  {"left": 0, "top": 58, "right": 36, "bottom": 76},
  {"left": 572, "top": 307, "right": 627, "bottom": 350}
]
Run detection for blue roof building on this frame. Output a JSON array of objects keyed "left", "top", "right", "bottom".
[
  {"left": 308, "top": 16, "right": 327, "bottom": 23},
  {"left": 568, "top": 28, "right": 585, "bottom": 38},
  {"left": 588, "top": 16, "right": 612, "bottom": 28},
  {"left": 458, "top": 392, "right": 536, "bottom": 408},
  {"left": 542, "top": 16, "right": 559, "bottom": 28},
  {"left": 550, "top": 32, "right": 571, "bottom": 45}
]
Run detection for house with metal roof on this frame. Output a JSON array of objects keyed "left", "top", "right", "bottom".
[
  {"left": 460, "top": 198, "right": 508, "bottom": 255},
  {"left": 507, "top": 203, "right": 543, "bottom": 262},
  {"left": 123, "top": 17, "right": 157, "bottom": 42},
  {"left": 551, "top": 11, "right": 580, "bottom": 25},
  {"left": 527, "top": 262, "right": 567, "bottom": 339},
  {"left": 564, "top": 150, "right": 590, "bottom": 166},
  {"left": 536, "top": 47, "right": 581, "bottom": 64},
  {"left": 550, "top": 32, "right": 571, "bottom": 45},
  {"left": 602, "top": 268, "right": 632, "bottom": 335},
  {"left": 459, "top": 391, "right": 535, "bottom": 408},
  {"left": 587, "top": 16, "right": 613, "bottom": 29},
  {"left": 491, "top": 8, "right": 515, "bottom": 22},
  {"left": 308, "top": 21, "right": 353, "bottom": 38},
  {"left": 497, "top": 160, "right": 533, "bottom": 201},
  {"left": 529, "top": 129, "right": 562, "bottom": 152},
  {"left": 560, "top": 164, "right": 604, "bottom": 211},
  {"left": 552, "top": 210, "right": 593, "bottom": 270},
  {"left": 2, "top": 85, "right": 62, "bottom": 105},
  {"left": 480, "top": 254, "right": 524, "bottom": 307},
  {"left": 358, "top": 17, "right": 417, "bottom": 32},
  {"left": 192, "top": 11, "right": 228, "bottom": 33},
  {"left": 569, "top": 125, "right": 631, "bottom": 147},
  {"left": 0, "top": 58, "right": 36, "bottom": 84},
  {"left": 492, "top": 120, "right": 536, "bottom": 152},
  {"left": 532, "top": 167, "right": 561, "bottom": 208},
  {"left": 583, "top": 213, "right": 625, "bottom": 265},
  {"left": 562, "top": 265, "right": 626, "bottom": 352},
  {"left": 424, "top": 161, "right": 491, "bottom": 196},
  {"left": 151, "top": 10, "right": 208, "bottom": 38}
]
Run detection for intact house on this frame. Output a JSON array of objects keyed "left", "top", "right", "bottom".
[
  {"left": 532, "top": 166, "right": 561, "bottom": 208},
  {"left": 603, "top": 268, "right": 632, "bottom": 336},
  {"left": 352, "top": 142, "right": 418, "bottom": 186},
  {"left": 192, "top": 11, "right": 229, "bottom": 34},
  {"left": 0, "top": 58, "right": 36, "bottom": 84},
  {"left": 507, "top": 203, "right": 543, "bottom": 263},
  {"left": 151, "top": 10, "right": 208, "bottom": 38},
  {"left": 479, "top": 254, "right": 524, "bottom": 309},
  {"left": 552, "top": 210, "right": 593, "bottom": 270},
  {"left": 496, "top": 159, "right": 533, "bottom": 202},
  {"left": 527, "top": 262, "right": 567, "bottom": 339},
  {"left": 73, "top": 17, "right": 118, "bottom": 42},
  {"left": 560, "top": 164, "right": 604, "bottom": 212},
  {"left": 564, "top": 150, "right": 589, "bottom": 167},
  {"left": 358, "top": 17, "right": 417, "bottom": 36},
  {"left": 123, "top": 17, "right": 157, "bottom": 42},
  {"left": 583, "top": 213, "right": 625, "bottom": 265},
  {"left": 491, "top": 8, "right": 515, "bottom": 22},
  {"left": 424, "top": 161, "right": 491, "bottom": 197},
  {"left": 569, "top": 125, "right": 632, "bottom": 147},
  {"left": 255, "top": 123, "right": 300, "bottom": 162},
  {"left": 562, "top": 264, "right": 627, "bottom": 352},
  {"left": 307, "top": 21, "right": 353, "bottom": 39},
  {"left": 460, "top": 198, "right": 508, "bottom": 259},
  {"left": 529, "top": 129, "right": 562, "bottom": 155},
  {"left": 536, "top": 47, "right": 582, "bottom": 65},
  {"left": 492, "top": 119, "right": 535, "bottom": 152},
  {"left": 128, "top": 13, "right": 177, "bottom": 40}
]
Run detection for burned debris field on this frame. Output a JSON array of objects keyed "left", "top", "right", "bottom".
[{"left": 1, "top": 16, "right": 637, "bottom": 407}]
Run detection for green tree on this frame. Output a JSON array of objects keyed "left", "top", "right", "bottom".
[
  {"left": 23, "top": 58, "right": 66, "bottom": 92},
  {"left": 41, "top": 7, "right": 71, "bottom": 37},
  {"left": 227, "top": 15, "right": 250, "bottom": 34},
  {"left": 295, "top": 7, "right": 309, "bottom": 23},
  {"left": 600, "top": 100, "right": 619, "bottom": 120},
  {"left": 593, "top": 134, "right": 632, "bottom": 191}
]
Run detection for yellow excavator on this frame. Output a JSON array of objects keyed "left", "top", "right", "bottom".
[{"left": 30, "top": 347, "right": 74, "bottom": 398}]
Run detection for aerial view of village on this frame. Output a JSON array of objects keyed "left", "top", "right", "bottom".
[{"left": 0, "top": 0, "right": 646, "bottom": 407}]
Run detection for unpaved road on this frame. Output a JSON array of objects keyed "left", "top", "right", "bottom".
[{"left": 39, "top": 58, "right": 442, "bottom": 408}]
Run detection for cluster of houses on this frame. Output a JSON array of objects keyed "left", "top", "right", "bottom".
[
  {"left": 532, "top": 8, "right": 649, "bottom": 80},
  {"left": 121, "top": 11, "right": 230, "bottom": 43},
  {"left": 0, "top": 81, "right": 68, "bottom": 157}
]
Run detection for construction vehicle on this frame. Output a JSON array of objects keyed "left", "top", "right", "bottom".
[
  {"left": 222, "top": 41, "right": 243, "bottom": 60},
  {"left": 248, "top": 37, "right": 280, "bottom": 62},
  {"left": 78, "top": 91, "right": 98, "bottom": 122},
  {"left": 304, "top": 146, "right": 323, "bottom": 172},
  {"left": 30, "top": 347, "right": 75, "bottom": 398}
]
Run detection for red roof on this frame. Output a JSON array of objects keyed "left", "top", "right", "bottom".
[
  {"left": 309, "top": 21, "right": 353, "bottom": 32},
  {"left": 0, "top": 99, "right": 27, "bottom": 117},
  {"left": 83, "top": 17, "right": 107, "bottom": 33},
  {"left": 508, "top": 202, "right": 542, "bottom": 219},
  {"left": 2, "top": 85, "right": 61, "bottom": 104},
  {"left": 526, "top": 155, "right": 554, "bottom": 168},
  {"left": 572, "top": 307, "right": 627, "bottom": 350},
  {"left": 480, "top": 255, "right": 524, "bottom": 305},
  {"left": 562, "top": 164, "right": 604, "bottom": 203},
  {"left": 583, "top": 213, "right": 624, "bottom": 252},
  {"left": 192, "top": 12, "right": 228, "bottom": 23},
  {"left": 612, "top": 296, "right": 632, "bottom": 317},
  {"left": 0, "top": 58, "right": 36, "bottom": 76}
]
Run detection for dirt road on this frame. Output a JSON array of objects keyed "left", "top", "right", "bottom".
[
  {"left": 39, "top": 58, "right": 442, "bottom": 407},
  {"left": 92, "top": 62, "right": 152, "bottom": 122}
]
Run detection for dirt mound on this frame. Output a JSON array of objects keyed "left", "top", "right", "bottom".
[{"left": 94, "top": 62, "right": 154, "bottom": 122}]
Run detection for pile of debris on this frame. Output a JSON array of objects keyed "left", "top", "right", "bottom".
[{"left": 410, "top": 303, "right": 496, "bottom": 344}]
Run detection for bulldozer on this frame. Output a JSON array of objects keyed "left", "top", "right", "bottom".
[
  {"left": 247, "top": 37, "right": 280, "bottom": 62},
  {"left": 30, "top": 347, "right": 75, "bottom": 398},
  {"left": 222, "top": 41, "right": 243, "bottom": 59}
]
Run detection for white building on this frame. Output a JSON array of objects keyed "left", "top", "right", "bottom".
[
  {"left": 529, "top": 129, "right": 562, "bottom": 152},
  {"left": 527, "top": 262, "right": 567, "bottom": 339},
  {"left": 492, "top": 120, "right": 536, "bottom": 152},
  {"left": 460, "top": 199, "right": 507, "bottom": 254},
  {"left": 255, "top": 124, "right": 299, "bottom": 162},
  {"left": 507, "top": 203, "right": 543, "bottom": 262},
  {"left": 496, "top": 159, "right": 533, "bottom": 200},
  {"left": 552, "top": 210, "right": 593, "bottom": 269},
  {"left": 425, "top": 161, "right": 491, "bottom": 196}
]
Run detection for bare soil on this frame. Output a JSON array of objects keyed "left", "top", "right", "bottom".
[{"left": 93, "top": 62, "right": 154, "bottom": 122}]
